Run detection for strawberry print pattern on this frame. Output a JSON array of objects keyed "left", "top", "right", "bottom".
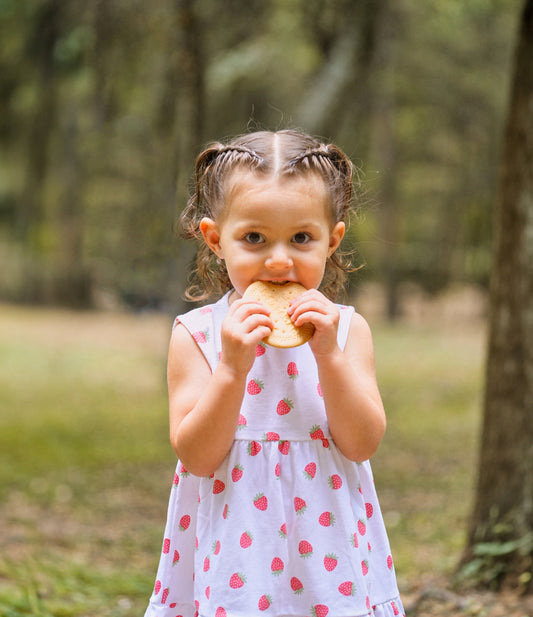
[{"left": 145, "top": 293, "right": 404, "bottom": 617}]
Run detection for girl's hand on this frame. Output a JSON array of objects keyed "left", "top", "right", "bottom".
[
  {"left": 288, "top": 289, "right": 340, "bottom": 357},
  {"left": 219, "top": 298, "right": 273, "bottom": 375}
]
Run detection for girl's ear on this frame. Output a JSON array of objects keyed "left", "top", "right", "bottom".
[
  {"left": 328, "top": 221, "right": 345, "bottom": 257},
  {"left": 200, "top": 217, "right": 224, "bottom": 258}
]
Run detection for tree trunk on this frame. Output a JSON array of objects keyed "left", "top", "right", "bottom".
[
  {"left": 296, "top": 0, "right": 385, "bottom": 141},
  {"left": 461, "top": 0, "right": 533, "bottom": 590},
  {"left": 16, "top": 0, "right": 60, "bottom": 244},
  {"left": 51, "top": 107, "right": 91, "bottom": 307}
]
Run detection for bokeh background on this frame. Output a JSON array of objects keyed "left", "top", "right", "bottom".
[{"left": 0, "top": 1, "right": 526, "bottom": 615}]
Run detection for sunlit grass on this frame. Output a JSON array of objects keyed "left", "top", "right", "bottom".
[{"left": 0, "top": 303, "right": 486, "bottom": 614}]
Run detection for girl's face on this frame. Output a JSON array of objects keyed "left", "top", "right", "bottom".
[{"left": 200, "top": 170, "right": 345, "bottom": 300}]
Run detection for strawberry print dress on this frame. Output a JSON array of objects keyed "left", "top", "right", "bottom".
[{"left": 145, "top": 293, "right": 404, "bottom": 617}]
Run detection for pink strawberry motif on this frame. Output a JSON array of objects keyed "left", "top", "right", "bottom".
[
  {"left": 324, "top": 553, "right": 338, "bottom": 571},
  {"left": 169, "top": 602, "right": 177, "bottom": 608},
  {"left": 319, "top": 511, "right": 335, "bottom": 527},
  {"left": 231, "top": 464, "right": 243, "bottom": 482},
  {"left": 294, "top": 496, "right": 307, "bottom": 515},
  {"left": 212, "top": 540, "right": 221, "bottom": 555},
  {"left": 275, "top": 462, "right": 281, "bottom": 478},
  {"left": 276, "top": 398, "right": 293, "bottom": 415},
  {"left": 365, "top": 502, "right": 374, "bottom": 518},
  {"left": 192, "top": 329, "right": 209, "bottom": 344},
  {"left": 215, "top": 608, "right": 227, "bottom": 617},
  {"left": 271, "top": 557, "right": 284, "bottom": 575},
  {"left": 199, "top": 306, "right": 213, "bottom": 314},
  {"left": 278, "top": 523, "right": 287, "bottom": 539},
  {"left": 264, "top": 431, "right": 280, "bottom": 441},
  {"left": 240, "top": 531, "right": 253, "bottom": 548},
  {"left": 206, "top": 586, "right": 210, "bottom": 599},
  {"left": 357, "top": 519, "right": 367, "bottom": 536},
  {"left": 203, "top": 556, "right": 210, "bottom": 572},
  {"left": 172, "top": 549, "right": 180, "bottom": 565},
  {"left": 163, "top": 538, "right": 170, "bottom": 554},
  {"left": 248, "top": 440, "right": 262, "bottom": 456},
  {"left": 361, "top": 559, "right": 369, "bottom": 576},
  {"left": 222, "top": 504, "right": 230, "bottom": 519},
  {"left": 278, "top": 440, "right": 290, "bottom": 455},
  {"left": 179, "top": 464, "right": 190, "bottom": 477},
  {"left": 287, "top": 362, "right": 299, "bottom": 379},
  {"left": 213, "top": 479, "right": 225, "bottom": 494},
  {"left": 154, "top": 580, "right": 162, "bottom": 595},
  {"left": 387, "top": 554, "right": 394, "bottom": 570},
  {"left": 350, "top": 532, "right": 359, "bottom": 548},
  {"left": 328, "top": 474, "right": 343, "bottom": 490},
  {"left": 309, "top": 424, "right": 325, "bottom": 440},
  {"left": 247, "top": 378, "right": 264, "bottom": 395},
  {"left": 179, "top": 514, "right": 191, "bottom": 531},
  {"left": 258, "top": 594, "right": 272, "bottom": 611},
  {"left": 161, "top": 587, "right": 169, "bottom": 604},
  {"left": 298, "top": 540, "right": 313, "bottom": 558},
  {"left": 338, "top": 581, "right": 356, "bottom": 596},
  {"left": 253, "top": 493, "right": 268, "bottom": 511},
  {"left": 229, "top": 572, "right": 246, "bottom": 589},
  {"left": 172, "top": 473, "right": 179, "bottom": 487},
  {"left": 304, "top": 462, "right": 316, "bottom": 479},
  {"left": 256, "top": 342, "right": 266, "bottom": 356},
  {"left": 311, "top": 605, "right": 329, "bottom": 617},
  {"left": 391, "top": 600, "right": 400, "bottom": 616},
  {"left": 237, "top": 414, "right": 247, "bottom": 430},
  {"left": 317, "top": 382, "right": 323, "bottom": 397},
  {"left": 290, "top": 576, "right": 304, "bottom": 594}
]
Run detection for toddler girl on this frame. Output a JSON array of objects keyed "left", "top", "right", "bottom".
[{"left": 144, "top": 130, "right": 404, "bottom": 617}]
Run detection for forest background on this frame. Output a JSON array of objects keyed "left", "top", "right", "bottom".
[
  {"left": 0, "top": 0, "right": 522, "bottom": 314},
  {"left": 0, "top": 1, "right": 529, "bottom": 616}
]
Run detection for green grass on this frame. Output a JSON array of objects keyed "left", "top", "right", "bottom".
[{"left": 0, "top": 303, "right": 486, "bottom": 615}]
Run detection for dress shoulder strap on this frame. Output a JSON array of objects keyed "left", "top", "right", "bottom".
[
  {"left": 336, "top": 303, "right": 355, "bottom": 351},
  {"left": 173, "top": 293, "right": 230, "bottom": 373}
]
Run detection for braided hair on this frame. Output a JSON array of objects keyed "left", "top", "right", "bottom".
[{"left": 180, "top": 130, "right": 359, "bottom": 301}]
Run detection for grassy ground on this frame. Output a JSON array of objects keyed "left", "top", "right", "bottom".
[{"left": 0, "top": 301, "right": 492, "bottom": 616}]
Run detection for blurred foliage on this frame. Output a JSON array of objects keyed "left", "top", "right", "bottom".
[{"left": 0, "top": 0, "right": 522, "bottom": 312}]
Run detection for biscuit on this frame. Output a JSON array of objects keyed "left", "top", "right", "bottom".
[{"left": 243, "top": 281, "right": 314, "bottom": 348}]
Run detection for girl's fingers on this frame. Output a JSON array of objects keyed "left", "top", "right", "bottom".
[{"left": 223, "top": 300, "right": 273, "bottom": 341}]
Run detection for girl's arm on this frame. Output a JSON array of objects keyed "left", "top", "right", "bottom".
[
  {"left": 168, "top": 299, "right": 272, "bottom": 476},
  {"left": 315, "top": 313, "right": 386, "bottom": 462},
  {"left": 289, "top": 291, "right": 386, "bottom": 462}
]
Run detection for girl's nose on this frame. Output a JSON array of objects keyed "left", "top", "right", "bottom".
[{"left": 265, "top": 244, "right": 293, "bottom": 270}]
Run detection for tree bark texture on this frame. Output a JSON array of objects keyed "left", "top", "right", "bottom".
[
  {"left": 463, "top": 0, "right": 533, "bottom": 589},
  {"left": 17, "top": 0, "right": 61, "bottom": 243}
]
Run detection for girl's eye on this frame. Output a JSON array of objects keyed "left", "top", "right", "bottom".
[
  {"left": 244, "top": 232, "right": 264, "bottom": 244},
  {"left": 292, "top": 232, "right": 311, "bottom": 245}
]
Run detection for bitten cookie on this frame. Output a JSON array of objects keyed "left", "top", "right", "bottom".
[{"left": 243, "top": 281, "right": 315, "bottom": 348}]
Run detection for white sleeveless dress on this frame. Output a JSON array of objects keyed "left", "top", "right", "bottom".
[{"left": 145, "top": 293, "right": 404, "bottom": 617}]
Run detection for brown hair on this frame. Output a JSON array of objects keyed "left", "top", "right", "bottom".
[{"left": 180, "top": 129, "right": 359, "bottom": 301}]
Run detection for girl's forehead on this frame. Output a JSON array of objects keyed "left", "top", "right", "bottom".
[{"left": 223, "top": 169, "right": 330, "bottom": 210}]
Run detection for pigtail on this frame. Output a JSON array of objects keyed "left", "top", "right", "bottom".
[
  {"left": 180, "top": 144, "right": 224, "bottom": 241},
  {"left": 179, "top": 142, "right": 263, "bottom": 301}
]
